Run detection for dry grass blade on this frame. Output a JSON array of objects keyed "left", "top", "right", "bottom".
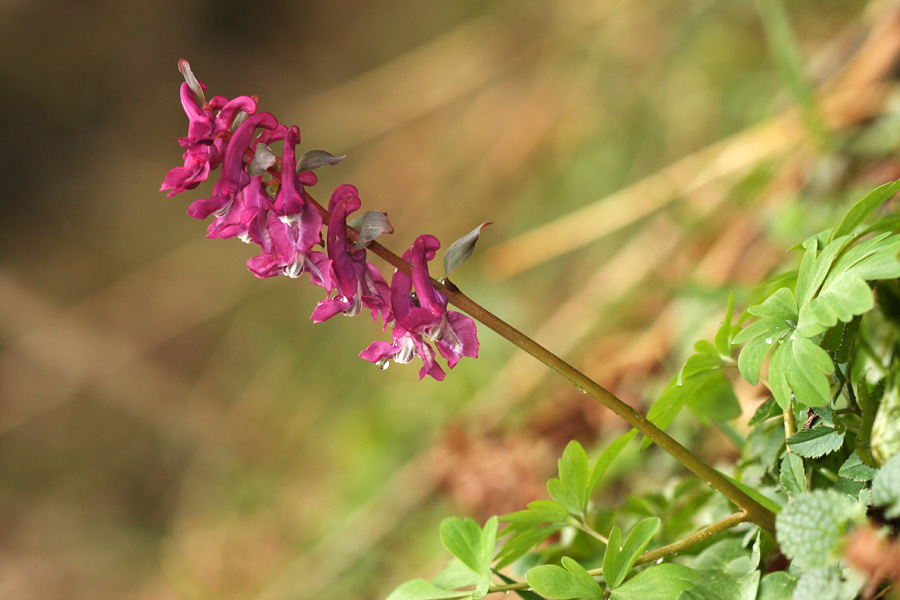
[
  {"left": 484, "top": 115, "right": 802, "bottom": 278},
  {"left": 285, "top": 15, "right": 523, "bottom": 150},
  {"left": 484, "top": 2, "right": 900, "bottom": 279}
]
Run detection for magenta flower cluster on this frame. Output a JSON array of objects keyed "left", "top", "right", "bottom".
[{"left": 161, "top": 60, "right": 478, "bottom": 380}]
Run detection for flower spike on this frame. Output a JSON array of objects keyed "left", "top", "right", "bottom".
[{"left": 161, "top": 61, "right": 479, "bottom": 381}]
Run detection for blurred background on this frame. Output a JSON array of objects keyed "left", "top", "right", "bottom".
[{"left": 2, "top": 0, "right": 900, "bottom": 598}]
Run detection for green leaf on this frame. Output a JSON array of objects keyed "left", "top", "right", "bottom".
[
  {"left": 786, "top": 426, "right": 845, "bottom": 458},
  {"left": 831, "top": 178, "right": 900, "bottom": 240},
  {"left": 836, "top": 231, "right": 900, "bottom": 280},
  {"left": 587, "top": 429, "right": 637, "bottom": 498},
  {"left": 560, "top": 441, "right": 590, "bottom": 510},
  {"left": 756, "top": 572, "right": 797, "bottom": 600},
  {"left": 686, "top": 370, "right": 741, "bottom": 423},
  {"left": 821, "top": 315, "right": 861, "bottom": 364},
  {"left": 494, "top": 524, "right": 562, "bottom": 570},
  {"left": 525, "top": 559, "right": 603, "bottom": 600},
  {"left": 735, "top": 571, "right": 761, "bottom": 600},
  {"left": 871, "top": 383, "right": 900, "bottom": 465},
  {"left": 837, "top": 452, "right": 877, "bottom": 482},
  {"left": 385, "top": 579, "right": 473, "bottom": 600},
  {"left": 432, "top": 559, "right": 482, "bottom": 591},
  {"left": 602, "top": 524, "right": 622, "bottom": 586},
  {"left": 748, "top": 396, "right": 781, "bottom": 426},
  {"left": 645, "top": 340, "right": 739, "bottom": 447},
  {"left": 833, "top": 477, "right": 865, "bottom": 498},
  {"left": 860, "top": 212, "right": 900, "bottom": 236},
  {"left": 647, "top": 365, "right": 738, "bottom": 436},
  {"left": 547, "top": 441, "right": 590, "bottom": 516},
  {"left": 546, "top": 480, "right": 579, "bottom": 517},
  {"left": 791, "top": 566, "right": 863, "bottom": 600},
  {"left": 606, "top": 518, "right": 661, "bottom": 589},
  {"left": 745, "top": 286, "right": 798, "bottom": 320},
  {"left": 748, "top": 531, "right": 762, "bottom": 572},
  {"left": 780, "top": 453, "right": 806, "bottom": 497},
  {"left": 736, "top": 334, "right": 778, "bottom": 387},
  {"left": 768, "top": 335, "right": 834, "bottom": 409},
  {"left": 753, "top": 270, "right": 798, "bottom": 299},
  {"left": 676, "top": 572, "right": 743, "bottom": 600},
  {"left": 734, "top": 288, "right": 798, "bottom": 386},
  {"left": 441, "top": 518, "right": 483, "bottom": 573},
  {"left": 795, "top": 232, "right": 900, "bottom": 336},
  {"left": 690, "top": 538, "right": 754, "bottom": 577},
  {"left": 502, "top": 500, "right": 570, "bottom": 526},
  {"left": 247, "top": 142, "right": 277, "bottom": 175},
  {"left": 796, "top": 275, "right": 872, "bottom": 337},
  {"left": 714, "top": 292, "right": 737, "bottom": 356},
  {"left": 561, "top": 557, "right": 602, "bottom": 597},
  {"left": 870, "top": 452, "right": 900, "bottom": 518},
  {"left": 795, "top": 235, "right": 849, "bottom": 308},
  {"left": 776, "top": 490, "right": 853, "bottom": 567},
  {"left": 855, "top": 379, "right": 882, "bottom": 468},
  {"left": 609, "top": 564, "right": 701, "bottom": 599},
  {"left": 439, "top": 516, "right": 497, "bottom": 596}
]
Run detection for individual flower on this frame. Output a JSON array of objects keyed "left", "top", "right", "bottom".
[
  {"left": 205, "top": 174, "right": 271, "bottom": 242},
  {"left": 271, "top": 126, "right": 318, "bottom": 217},
  {"left": 186, "top": 112, "right": 279, "bottom": 221},
  {"left": 360, "top": 235, "right": 478, "bottom": 379},
  {"left": 205, "top": 123, "right": 289, "bottom": 241},
  {"left": 431, "top": 310, "right": 480, "bottom": 370},
  {"left": 246, "top": 202, "right": 332, "bottom": 290},
  {"left": 160, "top": 65, "right": 257, "bottom": 197},
  {"left": 311, "top": 185, "right": 392, "bottom": 326}
]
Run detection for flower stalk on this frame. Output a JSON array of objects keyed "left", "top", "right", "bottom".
[
  {"left": 444, "top": 287, "right": 777, "bottom": 531},
  {"left": 307, "top": 191, "right": 778, "bottom": 532}
]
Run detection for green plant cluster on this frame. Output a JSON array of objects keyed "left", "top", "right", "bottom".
[{"left": 385, "top": 180, "right": 900, "bottom": 599}]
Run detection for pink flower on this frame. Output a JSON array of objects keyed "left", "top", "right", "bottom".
[
  {"left": 246, "top": 203, "right": 332, "bottom": 290},
  {"left": 360, "top": 235, "right": 478, "bottom": 379},
  {"left": 160, "top": 80, "right": 257, "bottom": 197},
  {"left": 272, "top": 126, "right": 318, "bottom": 217},
  {"left": 187, "top": 112, "right": 280, "bottom": 221},
  {"left": 311, "top": 185, "right": 392, "bottom": 326},
  {"left": 205, "top": 174, "right": 271, "bottom": 242}
]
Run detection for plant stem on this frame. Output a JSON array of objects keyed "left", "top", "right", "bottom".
[
  {"left": 630, "top": 511, "right": 751, "bottom": 567},
  {"left": 784, "top": 405, "right": 797, "bottom": 444},
  {"left": 306, "top": 192, "right": 777, "bottom": 532},
  {"left": 441, "top": 288, "right": 776, "bottom": 532},
  {"left": 488, "top": 511, "right": 752, "bottom": 594},
  {"left": 574, "top": 517, "right": 609, "bottom": 545}
]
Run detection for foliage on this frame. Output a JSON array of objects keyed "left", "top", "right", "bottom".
[{"left": 383, "top": 176, "right": 900, "bottom": 599}]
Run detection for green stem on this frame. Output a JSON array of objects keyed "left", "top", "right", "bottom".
[
  {"left": 630, "top": 511, "right": 751, "bottom": 567},
  {"left": 488, "top": 512, "right": 752, "bottom": 594},
  {"left": 442, "top": 288, "right": 776, "bottom": 532},
  {"left": 574, "top": 516, "right": 609, "bottom": 545},
  {"left": 306, "top": 192, "right": 777, "bottom": 532},
  {"left": 784, "top": 405, "right": 797, "bottom": 445}
]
